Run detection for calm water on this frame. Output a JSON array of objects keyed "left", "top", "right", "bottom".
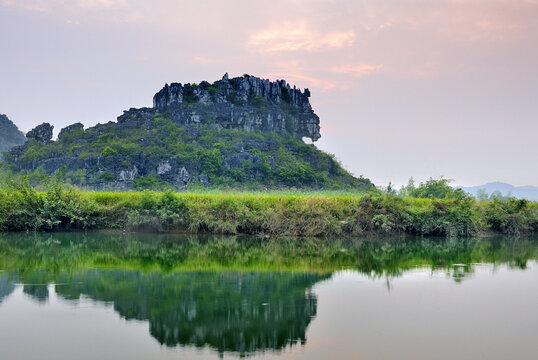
[{"left": 0, "top": 233, "right": 537, "bottom": 360}]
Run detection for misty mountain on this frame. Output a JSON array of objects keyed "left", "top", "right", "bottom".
[
  {"left": 0, "top": 114, "right": 26, "bottom": 154},
  {"left": 457, "top": 182, "right": 538, "bottom": 201}
]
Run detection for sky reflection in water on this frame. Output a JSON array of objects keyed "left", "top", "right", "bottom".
[{"left": 0, "top": 233, "right": 536, "bottom": 359}]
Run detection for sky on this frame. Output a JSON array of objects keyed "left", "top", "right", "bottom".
[{"left": 1, "top": 0, "right": 537, "bottom": 187}]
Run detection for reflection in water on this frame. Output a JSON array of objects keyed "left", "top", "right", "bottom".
[
  {"left": 2, "top": 269, "right": 326, "bottom": 356},
  {"left": 54, "top": 270, "right": 325, "bottom": 355},
  {"left": 23, "top": 284, "right": 49, "bottom": 303},
  {"left": 0, "top": 233, "right": 536, "bottom": 358},
  {"left": 0, "top": 273, "right": 14, "bottom": 304},
  {"left": 1, "top": 232, "right": 536, "bottom": 279},
  {"left": 22, "top": 270, "right": 50, "bottom": 303}
]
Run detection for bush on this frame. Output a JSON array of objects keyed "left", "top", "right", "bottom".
[
  {"left": 0, "top": 177, "right": 97, "bottom": 231},
  {"left": 1, "top": 177, "right": 536, "bottom": 236},
  {"left": 183, "top": 85, "right": 198, "bottom": 104},
  {"left": 408, "top": 177, "right": 454, "bottom": 199},
  {"left": 484, "top": 198, "right": 537, "bottom": 235},
  {"left": 100, "top": 146, "right": 118, "bottom": 157},
  {"left": 280, "top": 86, "right": 292, "bottom": 103},
  {"left": 126, "top": 190, "right": 188, "bottom": 232},
  {"left": 352, "top": 195, "right": 410, "bottom": 235},
  {"left": 132, "top": 176, "right": 168, "bottom": 191}
]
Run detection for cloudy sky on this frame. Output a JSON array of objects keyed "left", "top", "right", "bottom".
[{"left": 1, "top": 0, "right": 537, "bottom": 187}]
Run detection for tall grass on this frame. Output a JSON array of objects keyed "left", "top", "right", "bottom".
[{"left": 0, "top": 179, "right": 536, "bottom": 236}]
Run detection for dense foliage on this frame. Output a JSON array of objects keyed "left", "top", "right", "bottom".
[
  {"left": 0, "top": 178, "right": 536, "bottom": 236},
  {"left": 2, "top": 113, "right": 372, "bottom": 190},
  {"left": 399, "top": 177, "right": 455, "bottom": 199}
]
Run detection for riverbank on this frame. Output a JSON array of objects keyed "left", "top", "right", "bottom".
[{"left": 0, "top": 180, "right": 536, "bottom": 236}]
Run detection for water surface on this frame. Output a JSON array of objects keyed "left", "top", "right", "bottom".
[{"left": 0, "top": 233, "right": 536, "bottom": 359}]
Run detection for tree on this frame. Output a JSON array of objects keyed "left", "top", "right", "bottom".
[
  {"left": 409, "top": 177, "right": 454, "bottom": 199},
  {"left": 489, "top": 190, "right": 509, "bottom": 202},
  {"left": 399, "top": 177, "right": 416, "bottom": 197},
  {"left": 476, "top": 188, "right": 489, "bottom": 201}
]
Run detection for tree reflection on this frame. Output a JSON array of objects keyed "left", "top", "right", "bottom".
[
  {"left": 0, "top": 273, "right": 15, "bottom": 304},
  {"left": 54, "top": 270, "right": 327, "bottom": 356}
]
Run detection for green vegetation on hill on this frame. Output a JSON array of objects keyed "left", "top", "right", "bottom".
[
  {"left": 2, "top": 114, "right": 372, "bottom": 190},
  {"left": 0, "top": 177, "right": 536, "bottom": 236}
]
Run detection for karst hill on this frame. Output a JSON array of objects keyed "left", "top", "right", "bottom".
[{"left": 3, "top": 74, "right": 373, "bottom": 190}]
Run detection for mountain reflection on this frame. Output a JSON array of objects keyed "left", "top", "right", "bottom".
[
  {"left": 54, "top": 269, "right": 327, "bottom": 356},
  {"left": 0, "top": 233, "right": 536, "bottom": 356}
]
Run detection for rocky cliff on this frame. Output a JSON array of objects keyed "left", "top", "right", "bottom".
[
  {"left": 0, "top": 114, "right": 26, "bottom": 154},
  {"left": 3, "top": 74, "right": 372, "bottom": 190},
  {"left": 119, "top": 73, "right": 320, "bottom": 141}
]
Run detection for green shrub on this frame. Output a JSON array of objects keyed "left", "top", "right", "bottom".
[
  {"left": 100, "top": 146, "right": 118, "bottom": 157},
  {"left": 132, "top": 176, "right": 168, "bottom": 191},
  {"left": 280, "top": 86, "right": 291, "bottom": 103},
  {"left": 250, "top": 96, "right": 267, "bottom": 111},
  {"left": 484, "top": 198, "right": 537, "bottom": 235},
  {"left": 408, "top": 177, "right": 455, "bottom": 199},
  {"left": 1, "top": 177, "right": 536, "bottom": 236},
  {"left": 197, "top": 148, "right": 222, "bottom": 176},
  {"left": 0, "top": 177, "right": 97, "bottom": 231},
  {"left": 352, "top": 195, "right": 410, "bottom": 235},
  {"left": 183, "top": 85, "right": 198, "bottom": 103}
]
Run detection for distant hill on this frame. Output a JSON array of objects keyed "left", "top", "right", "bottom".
[
  {"left": 2, "top": 74, "right": 373, "bottom": 191},
  {"left": 457, "top": 182, "right": 538, "bottom": 201},
  {"left": 0, "top": 114, "right": 26, "bottom": 154}
]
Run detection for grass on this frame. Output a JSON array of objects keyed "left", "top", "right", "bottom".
[{"left": 0, "top": 178, "right": 536, "bottom": 236}]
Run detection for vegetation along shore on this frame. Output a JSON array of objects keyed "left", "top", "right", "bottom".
[{"left": 0, "top": 177, "right": 536, "bottom": 236}]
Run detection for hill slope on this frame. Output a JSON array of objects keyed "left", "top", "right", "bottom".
[
  {"left": 3, "top": 74, "right": 373, "bottom": 190},
  {"left": 0, "top": 114, "right": 26, "bottom": 154}
]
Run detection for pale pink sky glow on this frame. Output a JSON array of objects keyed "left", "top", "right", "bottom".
[{"left": 1, "top": 0, "right": 537, "bottom": 186}]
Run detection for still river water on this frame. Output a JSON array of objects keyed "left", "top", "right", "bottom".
[{"left": 0, "top": 233, "right": 536, "bottom": 360}]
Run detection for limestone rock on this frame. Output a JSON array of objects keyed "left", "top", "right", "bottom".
[
  {"left": 58, "top": 123, "right": 84, "bottom": 141},
  {"left": 151, "top": 74, "right": 321, "bottom": 141},
  {"left": 26, "top": 123, "right": 53, "bottom": 143},
  {"left": 3, "top": 74, "right": 375, "bottom": 191},
  {"left": 199, "top": 174, "right": 209, "bottom": 185}
]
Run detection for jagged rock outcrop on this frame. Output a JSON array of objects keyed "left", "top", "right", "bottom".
[
  {"left": 58, "top": 123, "right": 84, "bottom": 141},
  {"left": 124, "top": 73, "right": 321, "bottom": 141},
  {"left": 26, "top": 123, "right": 53, "bottom": 143},
  {"left": 3, "top": 74, "right": 373, "bottom": 190},
  {"left": 0, "top": 114, "right": 26, "bottom": 154}
]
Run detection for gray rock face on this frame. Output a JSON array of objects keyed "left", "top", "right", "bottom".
[
  {"left": 199, "top": 174, "right": 209, "bottom": 185},
  {"left": 117, "top": 107, "right": 157, "bottom": 125},
  {"left": 150, "top": 74, "right": 321, "bottom": 141},
  {"left": 26, "top": 123, "right": 53, "bottom": 143},
  {"left": 58, "top": 123, "right": 84, "bottom": 141}
]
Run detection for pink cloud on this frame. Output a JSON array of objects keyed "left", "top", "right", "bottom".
[
  {"left": 1, "top": 0, "right": 47, "bottom": 12},
  {"left": 191, "top": 56, "right": 217, "bottom": 65},
  {"left": 331, "top": 64, "right": 384, "bottom": 76},
  {"left": 262, "top": 72, "right": 351, "bottom": 91},
  {"left": 248, "top": 22, "right": 355, "bottom": 52}
]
